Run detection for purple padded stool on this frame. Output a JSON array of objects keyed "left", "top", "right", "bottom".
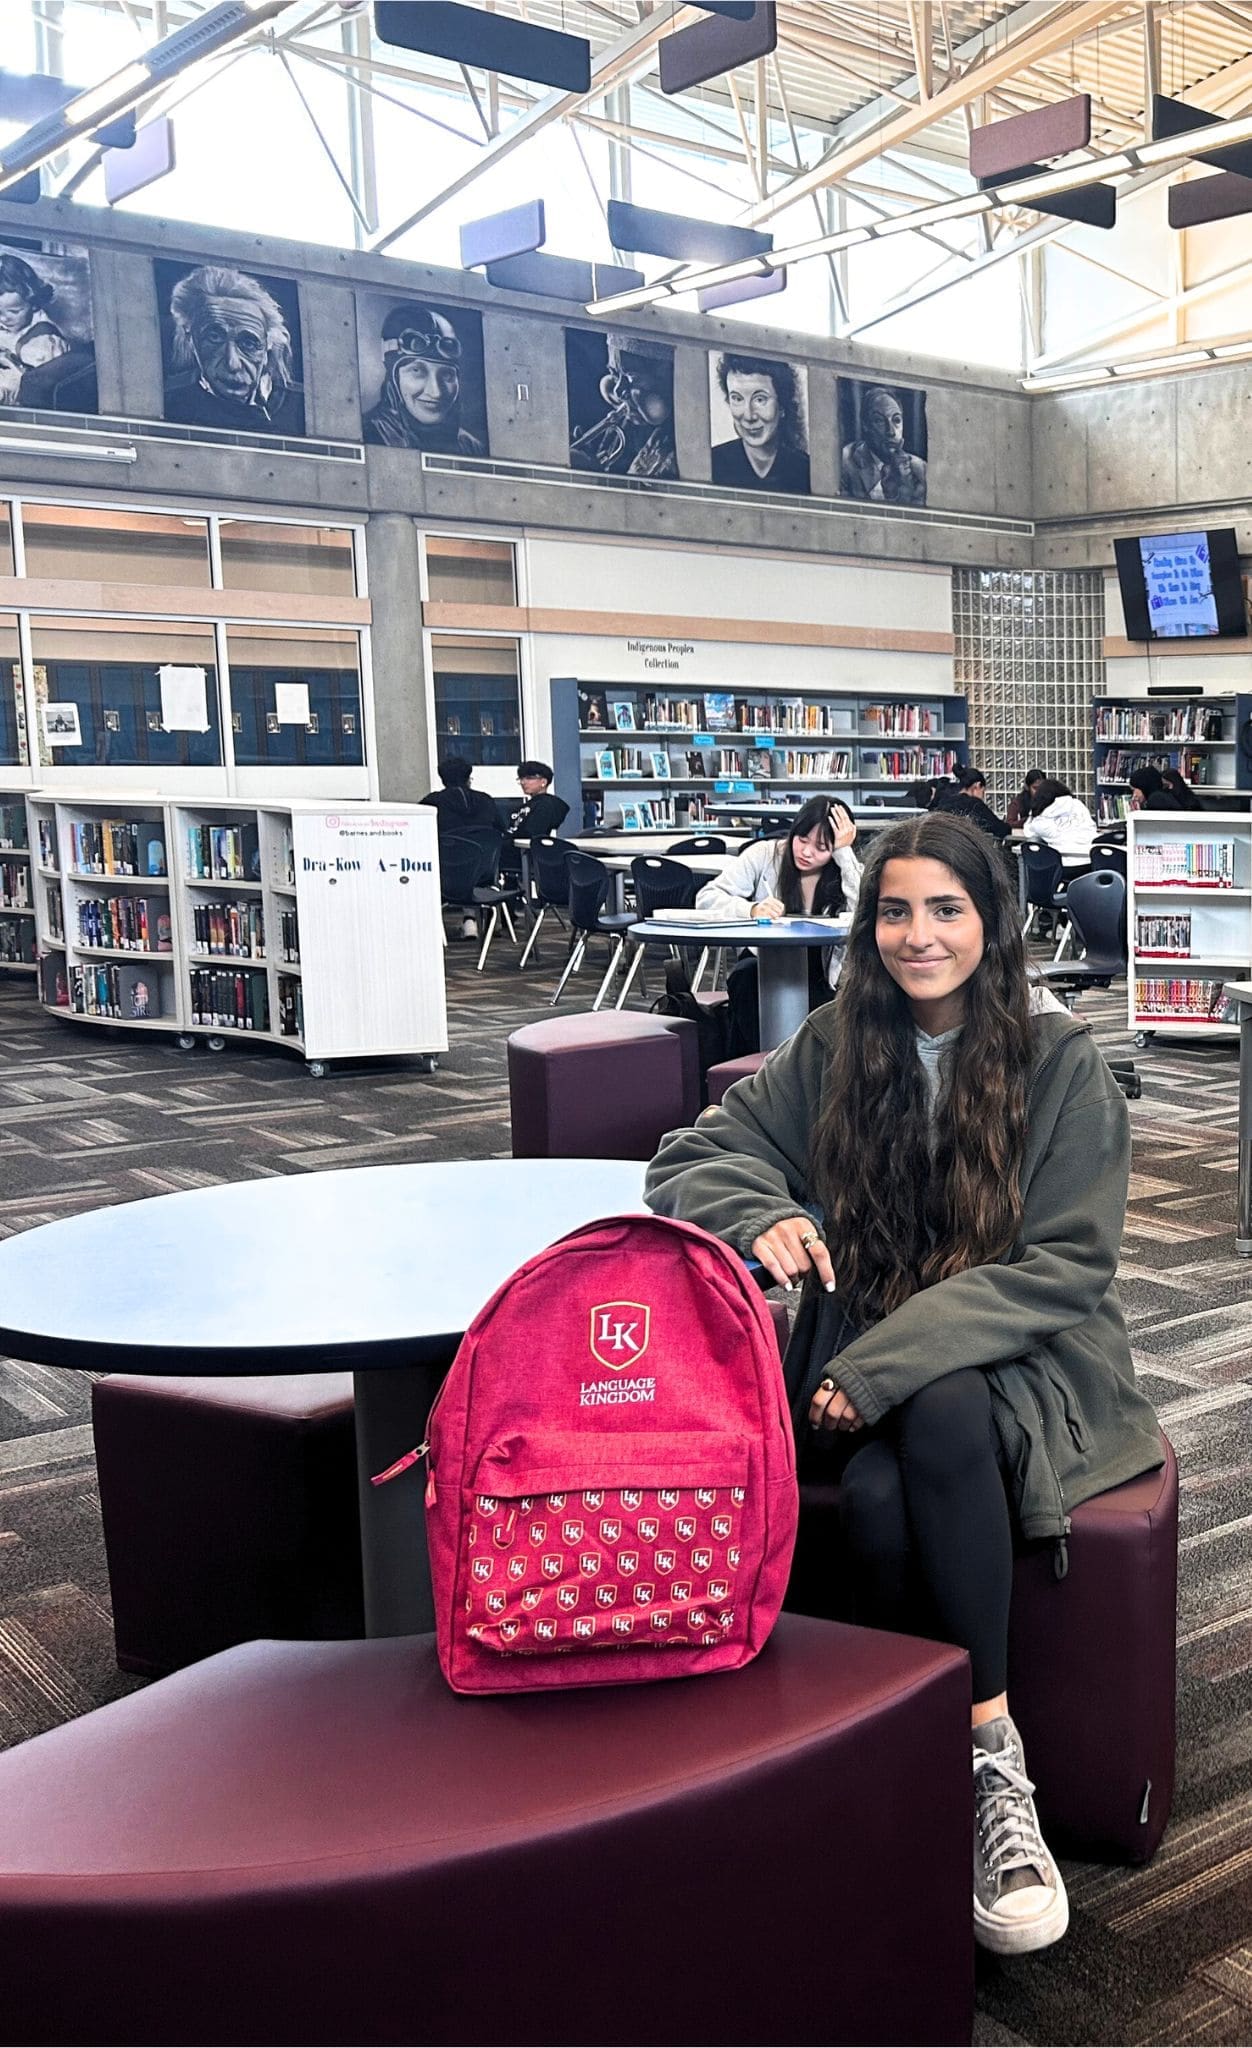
[
  {"left": 707, "top": 1052, "right": 767, "bottom": 1104},
  {"left": 93, "top": 1374, "right": 364, "bottom": 1676},
  {"left": 788, "top": 1434, "right": 1178, "bottom": 1863},
  {"left": 508, "top": 1011, "right": 699, "bottom": 1159},
  {"left": 0, "top": 1616, "right": 972, "bottom": 2048}
]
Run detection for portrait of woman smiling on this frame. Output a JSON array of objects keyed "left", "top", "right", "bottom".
[{"left": 710, "top": 350, "right": 811, "bottom": 494}]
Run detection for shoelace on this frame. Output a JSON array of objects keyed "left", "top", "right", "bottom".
[{"left": 973, "top": 1741, "right": 1048, "bottom": 1885}]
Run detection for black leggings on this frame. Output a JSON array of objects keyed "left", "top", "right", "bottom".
[{"left": 837, "top": 1369, "right": 1013, "bottom": 1702}]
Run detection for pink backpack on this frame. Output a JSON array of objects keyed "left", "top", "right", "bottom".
[{"left": 415, "top": 1212, "right": 797, "bottom": 1695}]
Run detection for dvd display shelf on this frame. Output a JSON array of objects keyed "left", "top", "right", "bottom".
[
  {"left": 29, "top": 796, "right": 447, "bottom": 1076},
  {"left": 1127, "top": 811, "right": 1252, "bottom": 1045},
  {"left": 1092, "top": 693, "right": 1250, "bottom": 824},
  {"left": 551, "top": 678, "right": 968, "bottom": 830}
]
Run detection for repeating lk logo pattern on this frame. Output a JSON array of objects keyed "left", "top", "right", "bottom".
[{"left": 465, "top": 1483, "right": 747, "bottom": 1653}]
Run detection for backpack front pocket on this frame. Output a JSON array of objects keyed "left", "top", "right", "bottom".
[{"left": 464, "top": 1431, "right": 751, "bottom": 1656}]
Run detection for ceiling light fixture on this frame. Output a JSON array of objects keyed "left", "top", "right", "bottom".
[{"left": 0, "top": 435, "right": 136, "bottom": 463}]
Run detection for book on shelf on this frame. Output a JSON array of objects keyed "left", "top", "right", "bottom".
[
  {"left": 189, "top": 965, "right": 270, "bottom": 1032},
  {"left": 1135, "top": 913, "right": 1192, "bottom": 958},
  {"left": 861, "top": 703, "right": 941, "bottom": 736},
  {"left": 746, "top": 748, "right": 777, "bottom": 778},
  {"left": 75, "top": 896, "right": 172, "bottom": 952},
  {"left": 185, "top": 821, "right": 261, "bottom": 882},
  {"left": 278, "top": 976, "right": 304, "bottom": 1039},
  {"left": 0, "top": 859, "right": 30, "bottom": 908},
  {"left": 1095, "top": 704, "right": 1226, "bottom": 742},
  {"left": 1134, "top": 840, "right": 1236, "bottom": 887},
  {"left": 279, "top": 907, "right": 300, "bottom": 962},
  {"left": 39, "top": 956, "right": 69, "bottom": 1008},
  {"left": 36, "top": 819, "right": 57, "bottom": 869},
  {"left": 190, "top": 900, "right": 266, "bottom": 960},
  {"left": 862, "top": 747, "right": 957, "bottom": 780},
  {"left": 69, "top": 818, "right": 154, "bottom": 877},
  {"left": 0, "top": 917, "right": 35, "bottom": 964},
  {"left": 1099, "top": 747, "right": 1207, "bottom": 784},
  {"left": 1134, "top": 975, "right": 1235, "bottom": 1021},
  {"left": 44, "top": 883, "right": 63, "bottom": 942},
  {"left": 702, "top": 692, "right": 736, "bottom": 732},
  {"left": 69, "top": 961, "right": 175, "bottom": 1021},
  {"left": 608, "top": 699, "right": 636, "bottom": 732},
  {"left": 578, "top": 687, "right": 609, "bottom": 730},
  {"left": 0, "top": 802, "right": 27, "bottom": 851},
  {"left": 777, "top": 749, "right": 853, "bottom": 778},
  {"left": 648, "top": 751, "right": 671, "bottom": 778},
  {"left": 594, "top": 749, "right": 616, "bottom": 781}
]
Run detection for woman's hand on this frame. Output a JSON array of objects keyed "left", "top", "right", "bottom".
[
  {"left": 830, "top": 805, "right": 857, "bottom": 851},
  {"left": 808, "top": 1379, "right": 865, "bottom": 1433},
  {"left": 752, "top": 895, "right": 785, "bottom": 922},
  {"left": 751, "top": 1217, "right": 835, "bottom": 1293}
]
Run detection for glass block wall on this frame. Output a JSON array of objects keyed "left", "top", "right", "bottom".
[{"left": 952, "top": 568, "right": 1104, "bottom": 809}]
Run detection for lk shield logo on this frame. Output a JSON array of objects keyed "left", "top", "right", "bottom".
[
  {"left": 579, "top": 1551, "right": 601, "bottom": 1576},
  {"left": 557, "top": 1586, "right": 579, "bottom": 1611},
  {"left": 618, "top": 1550, "right": 639, "bottom": 1575},
  {"left": 600, "top": 1518, "right": 622, "bottom": 1544},
  {"left": 573, "top": 1616, "right": 596, "bottom": 1640},
  {"left": 709, "top": 1579, "right": 730, "bottom": 1600},
  {"left": 528, "top": 1523, "right": 548, "bottom": 1546},
  {"left": 561, "top": 1521, "right": 584, "bottom": 1544},
  {"left": 655, "top": 1549, "right": 677, "bottom": 1573},
  {"left": 486, "top": 1591, "right": 506, "bottom": 1614},
  {"left": 542, "top": 1554, "right": 563, "bottom": 1580},
  {"left": 536, "top": 1618, "right": 557, "bottom": 1642},
  {"left": 589, "top": 1301, "right": 651, "bottom": 1372},
  {"left": 477, "top": 1495, "right": 498, "bottom": 1514},
  {"left": 695, "top": 1489, "right": 716, "bottom": 1508},
  {"left": 522, "top": 1587, "right": 543, "bottom": 1610},
  {"left": 731, "top": 1487, "right": 745, "bottom": 1505},
  {"left": 507, "top": 1557, "right": 526, "bottom": 1581},
  {"left": 471, "top": 1559, "right": 492, "bottom": 1582},
  {"left": 712, "top": 1515, "right": 732, "bottom": 1539},
  {"left": 500, "top": 1620, "right": 520, "bottom": 1643},
  {"left": 690, "top": 1608, "right": 708, "bottom": 1628},
  {"left": 728, "top": 1547, "right": 741, "bottom": 1568},
  {"left": 693, "top": 1548, "right": 713, "bottom": 1571},
  {"left": 492, "top": 1522, "right": 514, "bottom": 1550},
  {"left": 633, "top": 1582, "right": 655, "bottom": 1605},
  {"left": 583, "top": 1490, "right": 605, "bottom": 1510},
  {"left": 650, "top": 1609, "right": 672, "bottom": 1632},
  {"left": 621, "top": 1489, "right": 643, "bottom": 1509},
  {"left": 639, "top": 1517, "right": 660, "bottom": 1542},
  {"left": 658, "top": 1489, "right": 680, "bottom": 1509},
  {"left": 595, "top": 1584, "right": 618, "bottom": 1608},
  {"left": 671, "top": 1581, "right": 692, "bottom": 1603},
  {"left": 612, "top": 1614, "right": 634, "bottom": 1637},
  {"left": 676, "top": 1516, "right": 697, "bottom": 1540}
]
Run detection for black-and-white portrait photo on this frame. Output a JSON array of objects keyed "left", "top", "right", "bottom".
[
  {"left": 709, "top": 349, "right": 809, "bottom": 494},
  {"left": 0, "top": 237, "right": 97, "bottom": 412},
  {"left": 566, "top": 329, "right": 678, "bottom": 479},
  {"left": 358, "top": 294, "right": 488, "bottom": 454},
  {"left": 838, "top": 378, "right": 928, "bottom": 506},
  {"left": 156, "top": 259, "right": 305, "bottom": 434}
]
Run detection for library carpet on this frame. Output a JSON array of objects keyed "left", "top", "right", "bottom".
[{"left": 0, "top": 948, "right": 1251, "bottom": 2048}]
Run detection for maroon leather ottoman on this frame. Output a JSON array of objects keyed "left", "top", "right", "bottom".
[
  {"left": 707, "top": 1053, "right": 767, "bottom": 1104},
  {"left": 788, "top": 1434, "right": 1178, "bottom": 1863},
  {"left": 0, "top": 1617, "right": 972, "bottom": 2048},
  {"left": 92, "top": 1374, "right": 364, "bottom": 1677},
  {"left": 508, "top": 1011, "right": 700, "bottom": 1159}
]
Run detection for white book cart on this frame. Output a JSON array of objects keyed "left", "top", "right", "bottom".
[{"left": 1127, "top": 811, "right": 1252, "bottom": 1048}]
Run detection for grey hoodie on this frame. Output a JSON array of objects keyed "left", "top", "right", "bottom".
[{"left": 645, "top": 1006, "right": 1162, "bottom": 1544}]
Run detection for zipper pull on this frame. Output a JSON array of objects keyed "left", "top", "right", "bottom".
[
  {"left": 1052, "top": 1520, "right": 1071, "bottom": 1581},
  {"left": 371, "top": 1439, "right": 430, "bottom": 1487}
]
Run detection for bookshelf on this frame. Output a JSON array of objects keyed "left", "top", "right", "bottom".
[
  {"left": 29, "top": 797, "right": 447, "bottom": 1075},
  {"left": 0, "top": 794, "right": 36, "bottom": 977},
  {"left": 1127, "top": 811, "right": 1252, "bottom": 1045},
  {"left": 1092, "top": 693, "right": 1251, "bottom": 824},
  {"left": 551, "top": 678, "right": 968, "bottom": 831}
]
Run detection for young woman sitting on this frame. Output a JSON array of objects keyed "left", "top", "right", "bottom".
[
  {"left": 645, "top": 812, "right": 1162, "bottom": 1957},
  {"left": 694, "top": 795, "right": 862, "bottom": 1055},
  {"left": 1024, "top": 777, "right": 1098, "bottom": 858}
]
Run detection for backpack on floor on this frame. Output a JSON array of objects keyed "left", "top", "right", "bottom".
[
  {"left": 419, "top": 1212, "right": 798, "bottom": 1695},
  {"left": 650, "top": 960, "right": 731, "bottom": 1105}
]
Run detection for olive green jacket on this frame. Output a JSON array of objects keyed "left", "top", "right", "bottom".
[{"left": 645, "top": 1007, "right": 1162, "bottom": 1544}]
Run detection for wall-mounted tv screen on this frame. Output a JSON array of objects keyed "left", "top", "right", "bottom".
[{"left": 1114, "top": 527, "right": 1246, "bottom": 642}]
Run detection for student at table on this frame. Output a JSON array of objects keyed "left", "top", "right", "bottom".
[
  {"left": 1128, "top": 766, "right": 1184, "bottom": 813},
  {"left": 932, "top": 766, "right": 1009, "bottom": 840},
  {"left": 501, "top": 760, "right": 570, "bottom": 878},
  {"left": 694, "top": 796, "right": 862, "bottom": 1055},
  {"left": 645, "top": 812, "right": 1163, "bottom": 1958},
  {"left": 1159, "top": 767, "right": 1205, "bottom": 810},
  {"left": 1005, "top": 768, "right": 1045, "bottom": 831},
  {"left": 420, "top": 756, "right": 501, "bottom": 939},
  {"left": 1024, "top": 778, "right": 1097, "bottom": 859}
]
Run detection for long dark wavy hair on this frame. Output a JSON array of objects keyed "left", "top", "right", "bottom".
[
  {"left": 775, "top": 796, "right": 856, "bottom": 915},
  {"left": 811, "top": 813, "right": 1034, "bottom": 1327}
]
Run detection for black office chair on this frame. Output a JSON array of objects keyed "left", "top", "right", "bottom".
[
  {"left": 1090, "top": 840, "right": 1128, "bottom": 881},
  {"left": 550, "top": 851, "right": 635, "bottom": 1009},
  {"left": 613, "top": 856, "right": 699, "bottom": 1009},
  {"left": 667, "top": 834, "right": 727, "bottom": 855},
  {"left": 1021, "top": 843, "right": 1072, "bottom": 958},
  {"left": 438, "top": 833, "right": 519, "bottom": 973},
  {"left": 1037, "top": 871, "right": 1140, "bottom": 1099},
  {"left": 518, "top": 837, "right": 573, "bottom": 971}
]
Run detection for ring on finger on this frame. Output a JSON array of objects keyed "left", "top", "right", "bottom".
[{"left": 799, "top": 1229, "right": 821, "bottom": 1252}]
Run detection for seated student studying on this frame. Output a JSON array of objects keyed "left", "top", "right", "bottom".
[
  {"left": 1024, "top": 778, "right": 1098, "bottom": 858},
  {"left": 421, "top": 755, "right": 501, "bottom": 939},
  {"left": 645, "top": 813, "right": 1162, "bottom": 1958},
  {"left": 693, "top": 796, "right": 862, "bottom": 1056}
]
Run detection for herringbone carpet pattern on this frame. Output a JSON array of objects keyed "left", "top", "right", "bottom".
[{"left": 1, "top": 937, "right": 1250, "bottom": 2046}]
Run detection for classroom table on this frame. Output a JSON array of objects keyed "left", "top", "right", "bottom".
[
  {"left": 0, "top": 1158, "right": 647, "bottom": 1637},
  {"left": 567, "top": 830, "right": 749, "bottom": 858},
  {"left": 629, "top": 914, "right": 850, "bottom": 1049},
  {"left": 1225, "top": 979, "right": 1252, "bottom": 1255}
]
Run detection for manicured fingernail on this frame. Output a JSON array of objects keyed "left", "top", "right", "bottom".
[
  {"left": 825, "top": 1281, "right": 836, "bottom": 1292},
  {"left": 783, "top": 1279, "right": 793, "bottom": 1291}
]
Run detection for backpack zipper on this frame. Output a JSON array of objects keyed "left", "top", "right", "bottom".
[{"left": 371, "top": 1439, "right": 430, "bottom": 1487}]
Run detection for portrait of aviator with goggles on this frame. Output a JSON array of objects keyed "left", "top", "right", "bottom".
[{"left": 362, "top": 299, "right": 486, "bottom": 455}]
